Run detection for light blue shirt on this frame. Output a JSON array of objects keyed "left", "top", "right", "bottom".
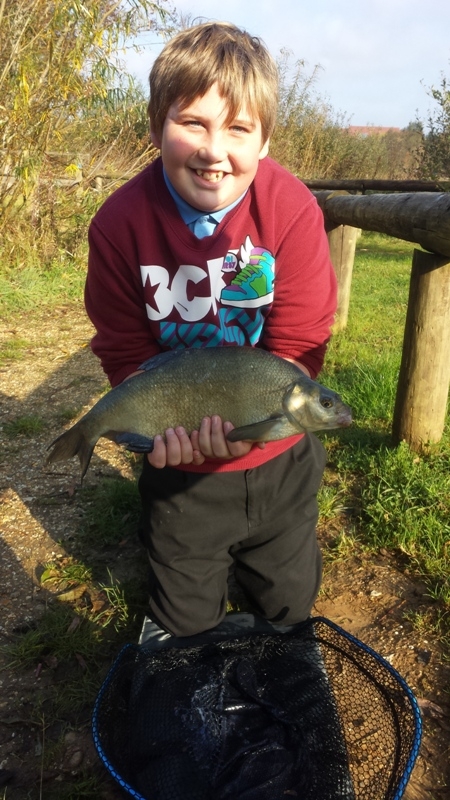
[{"left": 163, "top": 168, "right": 246, "bottom": 238}]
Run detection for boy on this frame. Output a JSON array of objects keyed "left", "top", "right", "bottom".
[{"left": 85, "top": 21, "right": 337, "bottom": 637}]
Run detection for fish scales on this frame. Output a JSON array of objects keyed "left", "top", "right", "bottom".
[
  {"left": 46, "top": 347, "right": 352, "bottom": 480},
  {"left": 108, "top": 348, "right": 300, "bottom": 435}
]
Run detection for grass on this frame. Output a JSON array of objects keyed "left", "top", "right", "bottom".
[
  {"left": 319, "top": 232, "right": 450, "bottom": 614},
  {"left": 0, "top": 337, "right": 29, "bottom": 365},
  {"left": 0, "top": 190, "right": 99, "bottom": 319},
  {"left": 4, "top": 559, "right": 136, "bottom": 672},
  {"left": 56, "top": 405, "right": 85, "bottom": 425},
  {"left": 0, "top": 258, "right": 87, "bottom": 317},
  {"left": 0, "top": 229, "right": 449, "bottom": 796},
  {"left": 79, "top": 477, "right": 141, "bottom": 545},
  {"left": 3, "top": 414, "right": 47, "bottom": 436}
]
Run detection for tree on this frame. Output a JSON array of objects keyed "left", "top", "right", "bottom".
[
  {"left": 0, "top": 0, "right": 176, "bottom": 215},
  {"left": 415, "top": 70, "right": 450, "bottom": 181}
]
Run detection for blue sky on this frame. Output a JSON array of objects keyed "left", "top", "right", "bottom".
[{"left": 125, "top": 0, "right": 450, "bottom": 129}]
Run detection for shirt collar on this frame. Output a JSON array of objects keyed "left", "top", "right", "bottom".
[{"left": 163, "top": 168, "right": 246, "bottom": 225}]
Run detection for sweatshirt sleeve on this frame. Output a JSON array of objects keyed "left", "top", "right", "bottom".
[
  {"left": 85, "top": 217, "right": 161, "bottom": 387},
  {"left": 261, "top": 193, "right": 337, "bottom": 379}
]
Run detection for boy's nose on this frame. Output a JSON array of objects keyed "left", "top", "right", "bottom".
[{"left": 198, "top": 133, "right": 226, "bottom": 163}]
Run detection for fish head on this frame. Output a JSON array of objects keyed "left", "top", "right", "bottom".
[{"left": 283, "top": 380, "right": 352, "bottom": 433}]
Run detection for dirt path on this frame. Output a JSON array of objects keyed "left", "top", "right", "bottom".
[{"left": 0, "top": 306, "right": 449, "bottom": 799}]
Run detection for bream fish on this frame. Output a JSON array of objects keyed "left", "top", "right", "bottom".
[{"left": 46, "top": 346, "right": 352, "bottom": 480}]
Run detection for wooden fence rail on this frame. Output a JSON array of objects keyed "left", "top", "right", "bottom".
[
  {"left": 314, "top": 191, "right": 450, "bottom": 258},
  {"left": 306, "top": 178, "right": 450, "bottom": 193},
  {"left": 313, "top": 190, "right": 450, "bottom": 451}
]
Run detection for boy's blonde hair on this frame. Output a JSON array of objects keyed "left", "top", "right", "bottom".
[{"left": 148, "top": 22, "right": 279, "bottom": 144}]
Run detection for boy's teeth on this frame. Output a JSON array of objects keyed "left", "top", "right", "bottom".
[{"left": 196, "top": 169, "right": 223, "bottom": 182}]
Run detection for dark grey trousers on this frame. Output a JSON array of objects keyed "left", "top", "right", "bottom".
[{"left": 138, "top": 434, "right": 327, "bottom": 636}]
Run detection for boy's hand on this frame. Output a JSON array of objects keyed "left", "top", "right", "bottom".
[
  {"left": 148, "top": 426, "right": 204, "bottom": 469},
  {"left": 147, "top": 416, "right": 264, "bottom": 468}
]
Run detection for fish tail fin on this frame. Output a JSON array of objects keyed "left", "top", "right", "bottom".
[{"left": 46, "top": 422, "right": 95, "bottom": 482}]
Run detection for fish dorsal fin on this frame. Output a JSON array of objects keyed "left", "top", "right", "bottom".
[
  {"left": 138, "top": 350, "right": 185, "bottom": 372},
  {"left": 226, "top": 415, "right": 292, "bottom": 443}
]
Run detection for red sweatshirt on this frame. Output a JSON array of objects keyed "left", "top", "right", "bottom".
[{"left": 85, "top": 156, "right": 337, "bottom": 472}]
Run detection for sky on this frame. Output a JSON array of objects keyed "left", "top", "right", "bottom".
[{"left": 125, "top": 0, "right": 450, "bottom": 129}]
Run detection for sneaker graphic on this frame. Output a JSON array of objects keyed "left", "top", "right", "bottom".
[{"left": 221, "top": 247, "right": 275, "bottom": 308}]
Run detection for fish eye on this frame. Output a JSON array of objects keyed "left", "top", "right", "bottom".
[{"left": 320, "top": 397, "right": 334, "bottom": 409}]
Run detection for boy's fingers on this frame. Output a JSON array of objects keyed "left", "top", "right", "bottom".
[
  {"left": 174, "top": 426, "right": 195, "bottom": 464},
  {"left": 147, "top": 423, "right": 258, "bottom": 467},
  {"left": 164, "top": 428, "right": 181, "bottom": 465},
  {"left": 199, "top": 416, "right": 229, "bottom": 457},
  {"left": 190, "top": 430, "right": 206, "bottom": 465},
  {"left": 198, "top": 416, "right": 214, "bottom": 456},
  {"left": 223, "top": 421, "right": 254, "bottom": 457},
  {"left": 147, "top": 434, "right": 167, "bottom": 468},
  {"left": 147, "top": 429, "right": 205, "bottom": 468},
  {"left": 209, "top": 415, "right": 233, "bottom": 457},
  {"left": 199, "top": 416, "right": 255, "bottom": 458}
]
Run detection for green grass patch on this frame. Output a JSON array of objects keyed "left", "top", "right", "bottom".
[
  {"left": 0, "top": 336, "right": 29, "bottom": 365},
  {"left": 3, "top": 414, "right": 47, "bottom": 436},
  {"left": 80, "top": 477, "right": 140, "bottom": 545},
  {"left": 320, "top": 231, "right": 450, "bottom": 619},
  {"left": 360, "top": 442, "right": 450, "bottom": 603},
  {"left": 43, "top": 774, "right": 109, "bottom": 800},
  {"left": 55, "top": 405, "right": 84, "bottom": 425},
  {"left": 4, "top": 604, "right": 99, "bottom": 670},
  {"left": 4, "top": 559, "right": 139, "bottom": 674},
  {"left": 0, "top": 553, "right": 142, "bottom": 800},
  {"left": 0, "top": 254, "right": 86, "bottom": 317}
]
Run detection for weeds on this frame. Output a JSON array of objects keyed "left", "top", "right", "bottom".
[
  {"left": 318, "top": 483, "right": 349, "bottom": 522},
  {"left": 79, "top": 477, "right": 140, "bottom": 545},
  {"left": 3, "top": 415, "right": 47, "bottom": 436},
  {"left": 0, "top": 254, "right": 88, "bottom": 318},
  {"left": 0, "top": 337, "right": 29, "bottom": 365},
  {"left": 3, "top": 605, "right": 96, "bottom": 671},
  {"left": 56, "top": 406, "right": 84, "bottom": 425}
]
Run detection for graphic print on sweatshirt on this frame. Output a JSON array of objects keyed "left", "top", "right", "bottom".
[{"left": 140, "top": 236, "right": 275, "bottom": 349}]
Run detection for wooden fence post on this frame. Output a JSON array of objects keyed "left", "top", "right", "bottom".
[
  {"left": 392, "top": 249, "right": 450, "bottom": 450},
  {"left": 327, "top": 224, "right": 359, "bottom": 331}
]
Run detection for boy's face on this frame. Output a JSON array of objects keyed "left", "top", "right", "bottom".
[{"left": 151, "top": 83, "right": 269, "bottom": 212}]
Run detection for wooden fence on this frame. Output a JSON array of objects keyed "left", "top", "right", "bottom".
[
  {"left": 306, "top": 178, "right": 450, "bottom": 193},
  {"left": 312, "top": 187, "right": 450, "bottom": 452}
]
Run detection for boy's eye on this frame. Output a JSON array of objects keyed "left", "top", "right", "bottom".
[{"left": 230, "top": 121, "right": 255, "bottom": 134}]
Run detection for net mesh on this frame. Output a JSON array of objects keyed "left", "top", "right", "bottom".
[{"left": 92, "top": 617, "right": 421, "bottom": 800}]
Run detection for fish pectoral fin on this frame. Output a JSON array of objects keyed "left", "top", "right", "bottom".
[
  {"left": 226, "top": 415, "right": 288, "bottom": 443},
  {"left": 107, "top": 431, "right": 155, "bottom": 453}
]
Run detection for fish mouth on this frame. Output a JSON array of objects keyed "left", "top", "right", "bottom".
[
  {"left": 194, "top": 169, "right": 226, "bottom": 183},
  {"left": 338, "top": 408, "right": 353, "bottom": 427}
]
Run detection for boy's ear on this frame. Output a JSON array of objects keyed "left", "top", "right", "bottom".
[
  {"left": 150, "top": 129, "right": 161, "bottom": 149},
  {"left": 259, "top": 139, "right": 270, "bottom": 159}
]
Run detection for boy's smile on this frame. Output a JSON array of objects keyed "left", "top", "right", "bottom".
[{"left": 151, "top": 84, "right": 269, "bottom": 213}]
